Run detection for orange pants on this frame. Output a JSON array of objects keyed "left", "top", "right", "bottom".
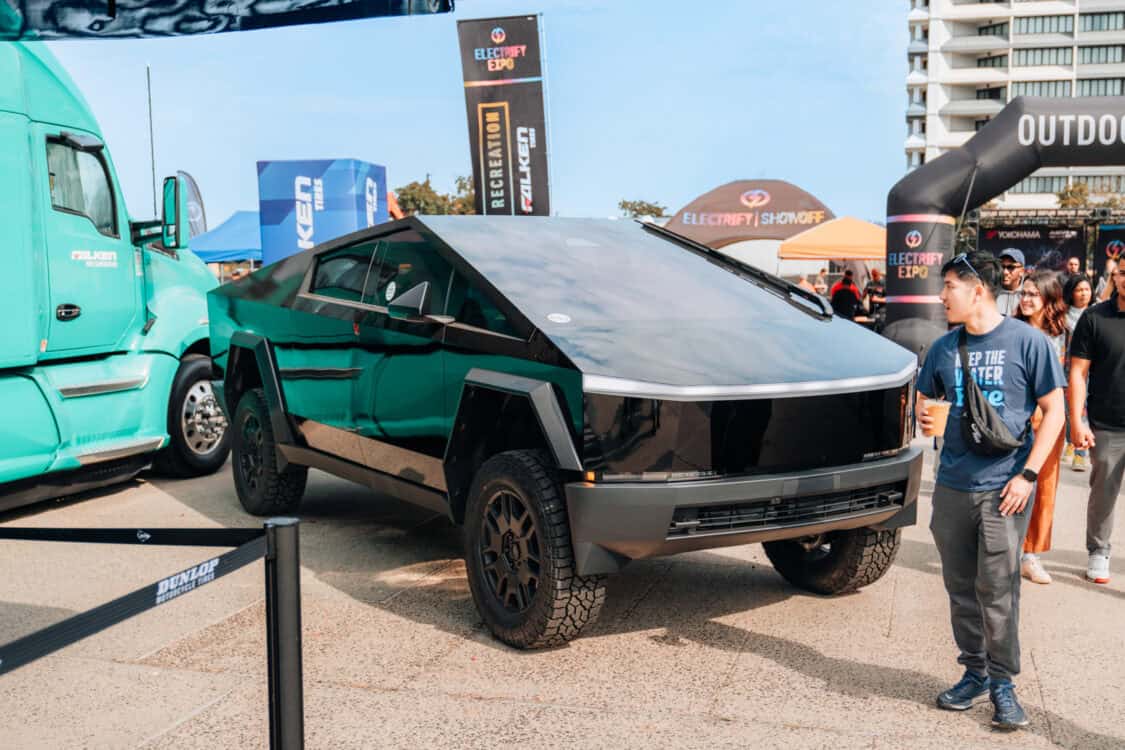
[{"left": 1023, "top": 428, "right": 1065, "bottom": 554}]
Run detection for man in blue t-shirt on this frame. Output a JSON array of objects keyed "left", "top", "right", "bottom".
[{"left": 916, "top": 251, "right": 1065, "bottom": 731}]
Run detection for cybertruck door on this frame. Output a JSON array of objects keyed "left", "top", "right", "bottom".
[
  {"left": 352, "top": 228, "right": 451, "bottom": 463},
  {"left": 37, "top": 127, "right": 137, "bottom": 355}
]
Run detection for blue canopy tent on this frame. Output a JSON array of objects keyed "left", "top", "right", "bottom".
[{"left": 188, "top": 211, "right": 262, "bottom": 263}]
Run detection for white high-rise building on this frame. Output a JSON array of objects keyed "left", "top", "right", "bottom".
[{"left": 907, "top": 0, "right": 1125, "bottom": 207}]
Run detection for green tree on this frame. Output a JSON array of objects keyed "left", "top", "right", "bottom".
[
  {"left": 451, "top": 175, "right": 477, "bottom": 215},
  {"left": 1057, "top": 182, "right": 1091, "bottom": 208},
  {"left": 618, "top": 199, "right": 667, "bottom": 218},
  {"left": 395, "top": 178, "right": 452, "bottom": 215}
]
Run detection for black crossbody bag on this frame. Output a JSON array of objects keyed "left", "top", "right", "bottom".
[{"left": 956, "top": 327, "right": 1029, "bottom": 457}]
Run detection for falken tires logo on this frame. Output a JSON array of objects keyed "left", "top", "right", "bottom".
[
  {"left": 155, "top": 558, "right": 219, "bottom": 605},
  {"left": 365, "top": 177, "right": 380, "bottom": 227},
  {"left": 905, "top": 230, "right": 923, "bottom": 248},
  {"left": 739, "top": 189, "right": 771, "bottom": 209},
  {"left": 491, "top": 27, "right": 506, "bottom": 44}
]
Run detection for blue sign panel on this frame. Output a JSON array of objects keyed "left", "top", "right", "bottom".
[{"left": 258, "top": 159, "right": 388, "bottom": 266}]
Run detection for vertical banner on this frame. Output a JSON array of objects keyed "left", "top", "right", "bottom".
[
  {"left": 977, "top": 225, "right": 1086, "bottom": 273},
  {"left": 1094, "top": 225, "right": 1125, "bottom": 280},
  {"left": 457, "top": 15, "right": 550, "bottom": 216},
  {"left": 177, "top": 171, "right": 208, "bottom": 237},
  {"left": 883, "top": 214, "right": 956, "bottom": 357}
]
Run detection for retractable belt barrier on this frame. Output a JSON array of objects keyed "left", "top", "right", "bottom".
[{"left": 0, "top": 518, "right": 304, "bottom": 750}]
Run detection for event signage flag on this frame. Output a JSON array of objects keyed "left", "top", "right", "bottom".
[
  {"left": 1095, "top": 224, "right": 1125, "bottom": 279},
  {"left": 177, "top": 170, "right": 207, "bottom": 238},
  {"left": 257, "top": 159, "right": 388, "bottom": 266},
  {"left": 457, "top": 15, "right": 550, "bottom": 216},
  {"left": 977, "top": 225, "right": 1086, "bottom": 273}
]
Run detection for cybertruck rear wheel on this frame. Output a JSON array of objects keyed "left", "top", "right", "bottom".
[
  {"left": 232, "top": 388, "right": 306, "bottom": 516},
  {"left": 153, "top": 354, "right": 231, "bottom": 477},
  {"left": 464, "top": 450, "right": 606, "bottom": 649},
  {"left": 763, "top": 527, "right": 900, "bottom": 595}
]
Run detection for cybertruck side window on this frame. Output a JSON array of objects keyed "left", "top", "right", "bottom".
[
  {"left": 309, "top": 241, "right": 380, "bottom": 302},
  {"left": 363, "top": 229, "right": 452, "bottom": 314},
  {"left": 46, "top": 141, "right": 118, "bottom": 237},
  {"left": 446, "top": 273, "right": 518, "bottom": 337}
]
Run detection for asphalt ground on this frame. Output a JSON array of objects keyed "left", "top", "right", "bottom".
[{"left": 1, "top": 439, "right": 1123, "bottom": 749}]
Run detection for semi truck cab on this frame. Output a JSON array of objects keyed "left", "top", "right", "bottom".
[{"left": 0, "top": 41, "right": 230, "bottom": 510}]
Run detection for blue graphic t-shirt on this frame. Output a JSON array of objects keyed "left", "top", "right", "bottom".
[{"left": 916, "top": 317, "right": 1066, "bottom": 492}]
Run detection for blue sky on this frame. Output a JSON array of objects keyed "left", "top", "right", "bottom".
[{"left": 47, "top": 1, "right": 907, "bottom": 227}]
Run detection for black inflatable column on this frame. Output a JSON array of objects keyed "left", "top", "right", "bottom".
[{"left": 884, "top": 214, "right": 956, "bottom": 357}]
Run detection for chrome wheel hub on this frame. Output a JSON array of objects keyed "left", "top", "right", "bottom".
[{"left": 181, "top": 381, "right": 227, "bottom": 455}]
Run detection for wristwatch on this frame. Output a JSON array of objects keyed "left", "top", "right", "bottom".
[{"left": 1020, "top": 467, "right": 1039, "bottom": 482}]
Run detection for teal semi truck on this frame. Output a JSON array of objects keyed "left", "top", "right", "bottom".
[{"left": 0, "top": 42, "right": 229, "bottom": 511}]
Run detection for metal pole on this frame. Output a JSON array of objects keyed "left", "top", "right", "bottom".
[
  {"left": 538, "top": 13, "right": 555, "bottom": 216},
  {"left": 146, "top": 65, "right": 157, "bottom": 218},
  {"left": 264, "top": 518, "right": 303, "bottom": 750}
]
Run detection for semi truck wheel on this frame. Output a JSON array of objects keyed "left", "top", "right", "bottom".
[
  {"left": 464, "top": 450, "right": 606, "bottom": 649},
  {"left": 153, "top": 354, "right": 231, "bottom": 477},
  {"left": 231, "top": 388, "right": 306, "bottom": 516},
  {"left": 763, "top": 527, "right": 901, "bottom": 595}
]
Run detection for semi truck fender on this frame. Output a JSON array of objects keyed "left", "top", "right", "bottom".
[
  {"left": 443, "top": 368, "right": 582, "bottom": 525},
  {"left": 222, "top": 332, "right": 298, "bottom": 470}
]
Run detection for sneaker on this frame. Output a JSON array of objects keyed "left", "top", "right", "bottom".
[
  {"left": 936, "top": 670, "right": 990, "bottom": 711},
  {"left": 1062, "top": 443, "right": 1075, "bottom": 464},
  {"left": 1087, "top": 554, "right": 1111, "bottom": 584},
  {"left": 1072, "top": 453, "right": 1089, "bottom": 472},
  {"left": 990, "top": 681, "right": 1030, "bottom": 730},
  {"left": 1021, "top": 554, "right": 1052, "bottom": 584}
]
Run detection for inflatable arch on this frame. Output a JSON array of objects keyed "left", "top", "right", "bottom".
[{"left": 884, "top": 96, "right": 1125, "bottom": 356}]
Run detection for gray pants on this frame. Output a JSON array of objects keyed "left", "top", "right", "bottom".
[
  {"left": 930, "top": 484, "right": 1033, "bottom": 682},
  {"left": 1089, "top": 428, "right": 1125, "bottom": 556}
]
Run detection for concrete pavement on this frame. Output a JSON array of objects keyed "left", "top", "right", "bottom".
[{"left": 1, "top": 440, "right": 1123, "bottom": 749}]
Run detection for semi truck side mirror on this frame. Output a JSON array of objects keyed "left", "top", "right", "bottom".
[{"left": 161, "top": 176, "right": 190, "bottom": 250}]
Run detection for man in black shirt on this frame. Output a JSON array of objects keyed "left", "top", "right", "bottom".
[{"left": 1069, "top": 264, "right": 1125, "bottom": 584}]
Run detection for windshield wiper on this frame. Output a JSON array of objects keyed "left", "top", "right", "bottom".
[{"left": 640, "top": 221, "right": 833, "bottom": 318}]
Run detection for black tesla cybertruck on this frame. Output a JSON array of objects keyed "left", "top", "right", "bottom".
[{"left": 208, "top": 216, "right": 921, "bottom": 648}]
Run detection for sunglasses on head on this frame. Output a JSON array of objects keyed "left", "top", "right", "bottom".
[{"left": 951, "top": 253, "right": 981, "bottom": 280}]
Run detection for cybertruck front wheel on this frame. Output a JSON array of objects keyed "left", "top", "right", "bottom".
[
  {"left": 231, "top": 388, "right": 306, "bottom": 516},
  {"left": 763, "top": 527, "right": 900, "bottom": 595},
  {"left": 464, "top": 450, "right": 606, "bottom": 649}
]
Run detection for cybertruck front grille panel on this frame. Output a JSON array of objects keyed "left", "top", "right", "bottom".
[{"left": 667, "top": 483, "right": 905, "bottom": 538}]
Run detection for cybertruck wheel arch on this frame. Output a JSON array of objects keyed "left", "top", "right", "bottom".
[
  {"left": 223, "top": 332, "right": 298, "bottom": 466},
  {"left": 885, "top": 96, "right": 1125, "bottom": 356},
  {"left": 443, "top": 369, "right": 582, "bottom": 525}
]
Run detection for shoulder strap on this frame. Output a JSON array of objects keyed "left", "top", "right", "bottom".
[{"left": 957, "top": 326, "right": 972, "bottom": 387}]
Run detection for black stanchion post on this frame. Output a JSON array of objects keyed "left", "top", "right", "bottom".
[{"left": 264, "top": 517, "right": 303, "bottom": 750}]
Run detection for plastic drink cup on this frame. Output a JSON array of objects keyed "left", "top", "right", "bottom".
[{"left": 922, "top": 399, "right": 951, "bottom": 437}]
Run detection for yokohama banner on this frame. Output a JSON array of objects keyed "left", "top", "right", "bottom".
[
  {"left": 978, "top": 225, "right": 1086, "bottom": 273},
  {"left": 457, "top": 15, "right": 550, "bottom": 216}
]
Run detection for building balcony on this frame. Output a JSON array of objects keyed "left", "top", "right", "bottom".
[
  {"left": 940, "top": 99, "right": 1006, "bottom": 117},
  {"left": 906, "top": 102, "right": 927, "bottom": 117},
  {"left": 908, "top": 8, "right": 930, "bottom": 23},
  {"left": 937, "top": 3, "right": 1013, "bottom": 22},
  {"left": 941, "top": 35, "right": 1011, "bottom": 54},
  {"left": 933, "top": 131, "right": 976, "bottom": 149},
  {"left": 907, "top": 39, "right": 929, "bottom": 55},
  {"left": 1009, "top": 65, "right": 1075, "bottom": 80},
  {"left": 935, "top": 68, "right": 1010, "bottom": 85},
  {"left": 1010, "top": 33, "right": 1074, "bottom": 48},
  {"left": 1076, "top": 62, "right": 1125, "bottom": 77},
  {"left": 905, "top": 134, "right": 927, "bottom": 151},
  {"left": 906, "top": 69, "right": 929, "bottom": 85}
]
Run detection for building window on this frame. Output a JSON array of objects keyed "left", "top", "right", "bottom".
[
  {"left": 1078, "top": 78, "right": 1125, "bottom": 96},
  {"left": 1076, "top": 175, "right": 1125, "bottom": 194},
  {"left": 1010, "top": 176, "right": 1068, "bottom": 194},
  {"left": 975, "top": 119, "right": 991, "bottom": 132},
  {"left": 1013, "top": 47, "right": 1073, "bottom": 66},
  {"left": 1081, "top": 12, "right": 1125, "bottom": 33},
  {"left": 977, "top": 54, "right": 1008, "bottom": 68},
  {"left": 1079, "top": 45, "right": 1125, "bottom": 65},
  {"left": 1011, "top": 80, "right": 1072, "bottom": 97},
  {"left": 978, "top": 22, "right": 1009, "bottom": 38},
  {"left": 976, "top": 86, "right": 1006, "bottom": 100},
  {"left": 1014, "top": 15, "right": 1074, "bottom": 35},
  {"left": 46, "top": 140, "right": 118, "bottom": 238}
]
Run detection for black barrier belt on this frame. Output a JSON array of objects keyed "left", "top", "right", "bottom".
[
  {"left": 0, "top": 535, "right": 267, "bottom": 676},
  {"left": 0, "top": 527, "right": 263, "bottom": 547}
]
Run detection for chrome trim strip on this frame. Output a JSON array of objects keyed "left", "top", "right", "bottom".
[
  {"left": 279, "top": 368, "right": 362, "bottom": 380},
  {"left": 59, "top": 376, "right": 148, "bottom": 399},
  {"left": 298, "top": 420, "right": 448, "bottom": 492},
  {"left": 76, "top": 437, "right": 164, "bottom": 466},
  {"left": 582, "top": 362, "right": 917, "bottom": 401}
]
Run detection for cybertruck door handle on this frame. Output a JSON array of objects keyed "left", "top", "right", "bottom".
[{"left": 56, "top": 304, "right": 81, "bottom": 321}]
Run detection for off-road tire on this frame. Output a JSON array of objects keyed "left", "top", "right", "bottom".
[
  {"left": 464, "top": 450, "right": 606, "bottom": 649},
  {"left": 763, "top": 527, "right": 901, "bottom": 595},
  {"left": 231, "top": 388, "right": 306, "bottom": 516},
  {"left": 153, "top": 354, "right": 231, "bottom": 477}
]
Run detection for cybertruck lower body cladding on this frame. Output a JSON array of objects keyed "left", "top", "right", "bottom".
[{"left": 568, "top": 387, "right": 919, "bottom": 576}]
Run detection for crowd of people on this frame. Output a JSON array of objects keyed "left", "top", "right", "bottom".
[
  {"left": 797, "top": 267, "right": 886, "bottom": 325},
  {"left": 915, "top": 249, "right": 1125, "bottom": 731}
]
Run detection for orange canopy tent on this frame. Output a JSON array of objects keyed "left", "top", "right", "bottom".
[{"left": 777, "top": 216, "right": 886, "bottom": 261}]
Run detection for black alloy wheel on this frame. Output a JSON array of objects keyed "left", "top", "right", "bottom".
[
  {"left": 479, "top": 489, "right": 542, "bottom": 614},
  {"left": 231, "top": 388, "right": 306, "bottom": 516},
  {"left": 239, "top": 413, "right": 265, "bottom": 494}
]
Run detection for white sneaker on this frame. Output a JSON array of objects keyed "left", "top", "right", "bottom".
[
  {"left": 1021, "top": 554, "right": 1052, "bottom": 584},
  {"left": 1087, "top": 554, "right": 1111, "bottom": 584}
]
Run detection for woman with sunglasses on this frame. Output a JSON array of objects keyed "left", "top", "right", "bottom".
[{"left": 1014, "top": 270, "right": 1069, "bottom": 585}]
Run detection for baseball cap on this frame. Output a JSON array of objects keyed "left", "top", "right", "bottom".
[{"left": 999, "top": 248, "right": 1025, "bottom": 266}]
